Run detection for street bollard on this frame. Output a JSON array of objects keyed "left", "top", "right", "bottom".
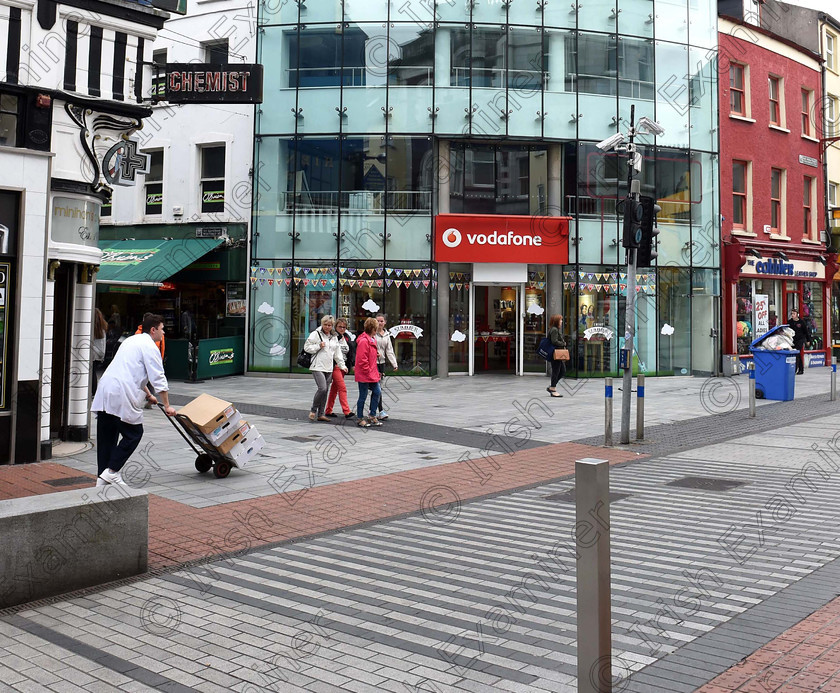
[
  {"left": 832, "top": 357, "right": 837, "bottom": 402},
  {"left": 604, "top": 378, "right": 613, "bottom": 446},
  {"left": 748, "top": 361, "right": 756, "bottom": 418},
  {"left": 576, "top": 458, "right": 612, "bottom": 693},
  {"left": 636, "top": 374, "right": 645, "bottom": 441}
]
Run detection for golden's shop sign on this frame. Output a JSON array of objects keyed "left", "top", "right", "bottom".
[{"left": 208, "top": 347, "right": 235, "bottom": 366}]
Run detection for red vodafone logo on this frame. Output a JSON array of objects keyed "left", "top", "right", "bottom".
[
  {"left": 435, "top": 214, "right": 569, "bottom": 264},
  {"left": 442, "top": 227, "right": 462, "bottom": 248}
]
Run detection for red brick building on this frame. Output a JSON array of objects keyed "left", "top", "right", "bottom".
[{"left": 719, "top": 16, "right": 837, "bottom": 369}]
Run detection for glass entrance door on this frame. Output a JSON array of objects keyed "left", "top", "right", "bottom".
[{"left": 471, "top": 284, "right": 521, "bottom": 374}]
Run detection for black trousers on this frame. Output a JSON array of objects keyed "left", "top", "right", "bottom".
[
  {"left": 796, "top": 348, "right": 804, "bottom": 374},
  {"left": 550, "top": 359, "right": 566, "bottom": 387},
  {"left": 96, "top": 412, "right": 144, "bottom": 476}
]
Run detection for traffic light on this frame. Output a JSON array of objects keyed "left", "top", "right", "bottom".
[
  {"left": 621, "top": 197, "right": 643, "bottom": 249},
  {"left": 637, "top": 195, "right": 661, "bottom": 266}
]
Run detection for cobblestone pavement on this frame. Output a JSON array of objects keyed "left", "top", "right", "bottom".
[{"left": 3, "top": 406, "right": 840, "bottom": 691}]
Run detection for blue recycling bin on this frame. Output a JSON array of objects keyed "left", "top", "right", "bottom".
[{"left": 749, "top": 325, "right": 797, "bottom": 401}]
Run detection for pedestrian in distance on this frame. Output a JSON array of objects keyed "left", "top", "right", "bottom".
[
  {"left": 788, "top": 309, "right": 809, "bottom": 375},
  {"left": 355, "top": 317, "right": 383, "bottom": 427},
  {"left": 304, "top": 315, "right": 347, "bottom": 422},
  {"left": 325, "top": 317, "right": 356, "bottom": 419},
  {"left": 546, "top": 313, "right": 567, "bottom": 398},
  {"left": 90, "top": 314, "right": 176, "bottom": 486},
  {"left": 374, "top": 314, "right": 398, "bottom": 420},
  {"left": 91, "top": 308, "right": 108, "bottom": 395}
]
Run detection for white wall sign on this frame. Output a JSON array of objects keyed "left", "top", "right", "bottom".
[
  {"left": 754, "top": 294, "right": 769, "bottom": 337},
  {"left": 799, "top": 155, "right": 819, "bottom": 168},
  {"left": 388, "top": 324, "right": 424, "bottom": 339},
  {"left": 51, "top": 197, "right": 100, "bottom": 248},
  {"left": 584, "top": 326, "right": 614, "bottom": 340}
]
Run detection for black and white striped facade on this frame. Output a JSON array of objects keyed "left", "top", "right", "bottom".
[{"left": 0, "top": 0, "right": 168, "bottom": 464}]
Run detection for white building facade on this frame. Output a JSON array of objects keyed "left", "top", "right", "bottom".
[{"left": 0, "top": 0, "right": 168, "bottom": 463}]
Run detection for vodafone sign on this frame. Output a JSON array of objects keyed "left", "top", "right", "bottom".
[{"left": 435, "top": 214, "right": 569, "bottom": 264}]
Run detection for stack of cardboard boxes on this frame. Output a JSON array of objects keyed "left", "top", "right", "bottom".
[{"left": 177, "top": 394, "right": 265, "bottom": 469}]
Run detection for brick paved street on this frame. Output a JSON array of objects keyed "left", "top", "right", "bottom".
[{"left": 2, "top": 372, "right": 840, "bottom": 691}]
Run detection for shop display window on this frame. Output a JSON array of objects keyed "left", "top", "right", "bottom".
[
  {"left": 801, "top": 282, "right": 822, "bottom": 350},
  {"left": 380, "top": 263, "right": 433, "bottom": 374},
  {"left": 524, "top": 265, "right": 547, "bottom": 373},
  {"left": 448, "top": 264, "right": 470, "bottom": 372},
  {"left": 735, "top": 279, "right": 753, "bottom": 355}
]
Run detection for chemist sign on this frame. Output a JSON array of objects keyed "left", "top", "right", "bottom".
[{"left": 162, "top": 63, "right": 263, "bottom": 104}]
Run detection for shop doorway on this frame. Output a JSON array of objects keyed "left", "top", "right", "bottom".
[
  {"left": 470, "top": 284, "right": 523, "bottom": 374},
  {"left": 50, "top": 264, "right": 75, "bottom": 439}
]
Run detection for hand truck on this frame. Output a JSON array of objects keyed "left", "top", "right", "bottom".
[{"left": 157, "top": 403, "right": 235, "bottom": 479}]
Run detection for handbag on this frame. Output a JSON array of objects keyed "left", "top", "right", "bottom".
[
  {"left": 536, "top": 337, "right": 554, "bottom": 361},
  {"left": 554, "top": 348, "right": 570, "bottom": 361},
  {"left": 296, "top": 330, "right": 322, "bottom": 369}
]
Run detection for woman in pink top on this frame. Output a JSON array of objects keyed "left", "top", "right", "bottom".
[{"left": 354, "top": 317, "right": 382, "bottom": 427}]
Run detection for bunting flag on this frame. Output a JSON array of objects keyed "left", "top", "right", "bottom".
[
  {"left": 386, "top": 279, "right": 393, "bottom": 287},
  {"left": 376, "top": 280, "right": 382, "bottom": 287},
  {"left": 449, "top": 283, "right": 455, "bottom": 290},
  {"left": 320, "top": 279, "right": 327, "bottom": 287},
  {"left": 258, "top": 267, "right": 266, "bottom": 275},
  {"left": 395, "top": 269, "right": 403, "bottom": 277},
  {"left": 259, "top": 278, "right": 266, "bottom": 285},
  {"left": 386, "top": 268, "right": 394, "bottom": 276},
  {"left": 282, "top": 267, "right": 290, "bottom": 275},
  {"left": 339, "top": 278, "right": 347, "bottom": 286},
  {"left": 423, "top": 280, "right": 430, "bottom": 288},
  {"left": 303, "top": 279, "right": 310, "bottom": 286},
  {"left": 293, "top": 266, "right": 301, "bottom": 274},
  {"left": 250, "top": 266, "right": 258, "bottom": 275},
  {"left": 432, "top": 280, "right": 438, "bottom": 287},
  {"left": 285, "top": 279, "right": 292, "bottom": 287},
  {"left": 349, "top": 268, "right": 356, "bottom": 276},
  {"left": 250, "top": 277, "right": 257, "bottom": 285},
  {"left": 338, "top": 266, "right": 346, "bottom": 274},
  {"left": 293, "top": 277, "right": 301, "bottom": 285},
  {"left": 423, "top": 268, "right": 430, "bottom": 277},
  {"left": 620, "top": 273, "right": 627, "bottom": 280},
  {"left": 329, "top": 279, "right": 336, "bottom": 287},
  {"left": 455, "top": 283, "right": 462, "bottom": 290},
  {"left": 267, "top": 279, "right": 274, "bottom": 286}
]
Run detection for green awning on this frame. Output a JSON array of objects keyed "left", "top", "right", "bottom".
[{"left": 96, "top": 238, "right": 223, "bottom": 286}]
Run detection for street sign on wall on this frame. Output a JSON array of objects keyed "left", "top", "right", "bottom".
[{"left": 163, "top": 64, "right": 263, "bottom": 104}]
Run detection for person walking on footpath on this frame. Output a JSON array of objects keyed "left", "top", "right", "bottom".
[
  {"left": 788, "top": 309, "right": 810, "bottom": 375},
  {"left": 355, "top": 317, "right": 382, "bottom": 427},
  {"left": 325, "top": 318, "right": 356, "bottom": 419},
  {"left": 374, "top": 314, "right": 398, "bottom": 420},
  {"left": 546, "top": 314, "right": 567, "bottom": 398},
  {"left": 304, "top": 315, "right": 347, "bottom": 422},
  {"left": 91, "top": 314, "right": 176, "bottom": 486}
]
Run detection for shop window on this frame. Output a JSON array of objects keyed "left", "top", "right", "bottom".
[
  {"left": 770, "top": 168, "right": 784, "bottom": 234},
  {"left": 803, "top": 176, "right": 816, "bottom": 240},
  {"left": 802, "top": 282, "right": 822, "bottom": 350},
  {"left": 380, "top": 263, "right": 433, "bottom": 375},
  {"left": 447, "top": 265, "right": 470, "bottom": 372},
  {"left": 729, "top": 63, "right": 746, "bottom": 117},
  {"left": 200, "top": 145, "right": 225, "bottom": 214},
  {"left": 144, "top": 149, "right": 163, "bottom": 216},
  {"left": 523, "top": 266, "right": 547, "bottom": 373},
  {"left": 768, "top": 75, "right": 782, "bottom": 127},
  {"left": 249, "top": 262, "right": 292, "bottom": 373},
  {"left": 732, "top": 160, "right": 749, "bottom": 230},
  {"left": 655, "top": 151, "right": 699, "bottom": 225},
  {"left": 203, "top": 39, "right": 228, "bottom": 65},
  {"left": 801, "top": 88, "right": 813, "bottom": 137}
]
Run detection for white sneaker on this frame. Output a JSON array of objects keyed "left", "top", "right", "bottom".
[
  {"left": 99, "top": 469, "right": 126, "bottom": 486},
  {"left": 96, "top": 477, "right": 107, "bottom": 487},
  {"left": 378, "top": 411, "right": 389, "bottom": 420}
]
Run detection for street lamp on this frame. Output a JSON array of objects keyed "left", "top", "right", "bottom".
[{"left": 598, "top": 105, "right": 665, "bottom": 445}]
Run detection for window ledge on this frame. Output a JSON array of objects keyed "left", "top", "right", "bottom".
[
  {"left": 769, "top": 124, "right": 791, "bottom": 134},
  {"left": 731, "top": 229, "right": 757, "bottom": 237},
  {"left": 769, "top": 233, "right": 791, "bottom": 241},
  {"left": 801, "top": 238, "right": 823, "bottom": 245},
  {"left": 729, "top": 114, "right": 756, "bottom": 123},
  {"left": 802, "top": 134, "right": 820, "bottom": 143}
]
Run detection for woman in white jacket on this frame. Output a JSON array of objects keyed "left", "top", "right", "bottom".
[{"left": 304, "top": 315, "right": 347, "bottom": 421}]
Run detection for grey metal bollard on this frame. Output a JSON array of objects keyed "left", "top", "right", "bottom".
[
  {"left": 576, "top": 458, "right": 612, "bottom": 693},
  {"left": 604, "top": 378, "right": 613, "bottom": 446},
  {"left": 832, "top": 357, "right": 837, "bottom": 402},
  {"left": 636, "top": 374, "right": 645, "bottom": 441},
  {"left": 748, "top": 361, "right": 756, "bottom": 418}
]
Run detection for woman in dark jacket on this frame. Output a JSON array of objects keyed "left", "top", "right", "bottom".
[{"left": 547, "top": 314, "right": 566, "bottom": 398}]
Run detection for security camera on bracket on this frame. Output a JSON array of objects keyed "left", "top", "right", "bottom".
[
  {"left": 636, "top": 116, "right": 666, "bottom": 136},
  {"left": 595, "top": 132, "right": 626, "bottom": 152}
]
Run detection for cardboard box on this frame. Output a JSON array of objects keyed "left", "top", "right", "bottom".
[
  {"left": 227, "top": 431, "right": 265, "bottom": 469},
  {"left": 178, "top": 394, "right": 239, "bottom": 434},
  {"left": 204, "top": 411, "right": 243, "bottom": 446},
  {"left": 216, "top": 420, "right": 251, "bottom": 455}
]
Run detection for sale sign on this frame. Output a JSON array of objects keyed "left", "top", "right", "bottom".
[
  {"left": 435, "top": 214, "right": 569, "bottom": 264},
  {"left": 754, "top": 294, "right": 769, "bottom": 337}
]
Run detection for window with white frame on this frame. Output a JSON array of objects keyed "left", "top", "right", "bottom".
[
  {"left": 768, "top": 75, "right": 783, "bottom": 127},
  {"left": 730, "top": 63, "right": 747, "bottom": 116},
  {"left": 830, "top": 181, "right": 838, "bottom": 209},
  {"left": 801, "top": 88, "right": 814, "bottom": 137},
  {"left": 827, "top": 31, "right": 836, "bottom": 73},
  {"left": 803, "top": 175, "right": 816, "bottom": 240},
  {"left": 200, "top": 145, "right": 225, "bottom": 214},
  {"left": 732, "top": 160, "right": 750, "bottom": 230},
  {"left": 828, "top": 95, "right": 839, "bottom": 136},
  {"left": 144, "top": 149, "right": 163, "bottom": 215},
  {"left": 202, "top": 39, "right": 228, "bottom": 65},
  {"left": 771, "top": 168, "right": 785, "bottom": 235}
]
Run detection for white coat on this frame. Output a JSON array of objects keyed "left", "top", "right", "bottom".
[{"left": 304, "top": 329, "right": 347, "bottom": 373}]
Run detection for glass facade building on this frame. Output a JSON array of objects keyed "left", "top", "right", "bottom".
[{"left": 251, "top": 0, "right": 720, "bottom": 377}]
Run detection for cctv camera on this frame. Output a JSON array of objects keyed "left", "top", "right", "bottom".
[
  {"left": 595, "top": 132, "right": 626, "bottom": 152},
  {"left": 637, "top": 116, "right": 665, "bottom": 137}
]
